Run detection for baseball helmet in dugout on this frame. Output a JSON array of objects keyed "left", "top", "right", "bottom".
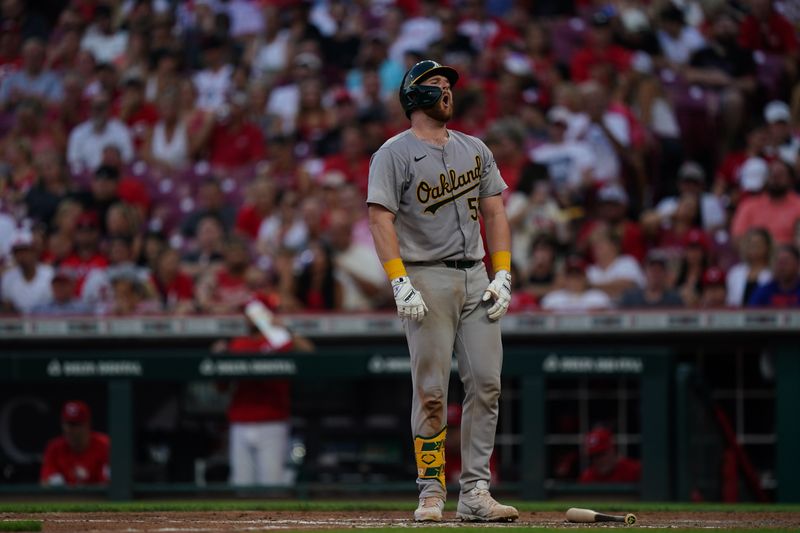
[{"left": 398, "top": 59, "right": 459, "bottom": 118}]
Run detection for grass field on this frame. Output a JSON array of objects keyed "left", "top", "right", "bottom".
[{"left": 2, "top": 500, "right": 799, "bottom": 532}]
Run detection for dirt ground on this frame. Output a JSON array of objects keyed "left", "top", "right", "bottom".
[{"left": 2, "top": 510, "right": 799, "bottom": 532}]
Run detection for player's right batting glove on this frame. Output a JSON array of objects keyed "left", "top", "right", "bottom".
[
  {"left": 391, "top": 276, "right": 428, "bottom": 322},
  {"left": 482, "top": 269, "right": 512, "bottom": 321}
]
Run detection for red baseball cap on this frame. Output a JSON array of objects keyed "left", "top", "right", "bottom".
[
  {"left": 585, "top": 427, "right": 613, "bottom": 456},
  {"left": 683, "top": 228, "right": 710, "bottom": 251},
  {"left": 702, "top": 266, "right": 726, "bottom": 287},
  {"left": 61, "top": 400, "right": 91, "bottom": 424}
]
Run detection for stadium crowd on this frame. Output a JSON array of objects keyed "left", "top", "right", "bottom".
[{"left": 1, "top": 0, "right": 800, "bottom": 316}]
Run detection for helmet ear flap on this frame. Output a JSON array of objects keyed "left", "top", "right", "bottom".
[{"left": 403, "top": 85, "right": 443, "bottom": 117}]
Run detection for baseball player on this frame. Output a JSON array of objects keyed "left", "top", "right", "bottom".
[{"left": 367, "top": 60, "right": 517, "bottom": 522}]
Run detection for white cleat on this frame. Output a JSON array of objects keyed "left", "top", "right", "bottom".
[
  {"left": 414, "top": 495, "right": 445, "bottom": 522},
  {"left": 456, "top": 481, "right": 519, "bottom": 522}
]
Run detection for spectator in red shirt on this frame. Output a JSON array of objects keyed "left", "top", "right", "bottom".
[
  {"left": 208, "top": 91, "right": 266, "bottom": 170},
  {"left": 738, "top": 0, "right": 798, "bottom": 56},
  {"left": 40, "top": 401, "right": 110, "bottom": 486},
  {"left": 578, "top": 426, "right": 641, "bottom": 484},
  {"left": 212, "top": 300, "right": 314, "bottom": 487},
  {"left": 60, "top": 211, "right": 109, "bottom": 292},
  {"left": 570, "top": 11, "right": 632, "bottom": 86},
  {"left": 114, "top": 76, "right": 159, "bottom": 152},
  {"left": 151, "top": 247, "right": 195, "bottom": 314},
  {"left": 320, "top": 123, "right": 371, "bottom": 195},
  {"left": 577, "top": 184, "right": 646, "bottom": 262},
  {"left": 196, "top": 237, "right": 259, "bottom": 313},
  {"left": 235, "top": 177, "right": 278, "bottom": 239},
  {"left": 731, "top": 159, "right": 800, "bottom": 245}
]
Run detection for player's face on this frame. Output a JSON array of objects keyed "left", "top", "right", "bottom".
[
  {"left": 63, "top": 421, "right": 90, "bottom": 452},
  {"left": 420, "top": 75, "right": 453, "bottom": 123}
]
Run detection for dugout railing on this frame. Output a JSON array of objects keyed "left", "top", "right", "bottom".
[{"left": 1, "top": 309, "right": 799, "bottom": 503}]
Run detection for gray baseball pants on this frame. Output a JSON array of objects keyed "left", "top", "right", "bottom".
[{"left": 405, "top": 261, "right": 503, "bottom": 498}]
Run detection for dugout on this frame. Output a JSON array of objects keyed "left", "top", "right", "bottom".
[{"left": 0, "top": 309, "right": 798, "bottom": 502}]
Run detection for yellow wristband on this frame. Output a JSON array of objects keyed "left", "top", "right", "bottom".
[
  {"left": 383, "top": 258, "right": 407, "bottom": 280},
  {"left": 491, "top": 251, "right": 511, "bottom": 273}
]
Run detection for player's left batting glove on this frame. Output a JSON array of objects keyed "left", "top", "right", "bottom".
[
  {"left": 391, "top": 276, "right": 429, "bottom": 322},
  {"left": 482, "top": 270, "right": 511, "bottom": 321}
]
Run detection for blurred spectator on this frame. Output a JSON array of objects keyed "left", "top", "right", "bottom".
[
  {"left": 181, "top": 214, "right": 226, "bottom": 279},
  {"left": 1, "top": 229, "right": 53, "bottom": 314},
  {"left": 105, "top": 264, "right": 160, "bottom": 316},
  {"left": 570, "top": 82, "right": 631, "bottom": 187},
  {"left": 267, "top": 51, "right": 324, "bottom": 135},
  {"left": 245, "top": 5, "right": 291, "bottom": 86},
  {"left": 212, "top": 300, "right": 313, "bottom": 487},
  {"left": 763, "top": 100, "right": 800, "bottom": 168},
  {"left": 207, "top": 91, "right": 265, "bottom": 169},
  {"left": 586, "top": 227, "right": 645, "bottom": 301},
  {"left": 540, "top": 255, "right": 613, "bottom": 312},
  {"left": 256, "top": 190, "right": 306, "bottom": 257},
  {"left": 294, "top": 239, "right": 340, "bottom": 310},
  {"left": 619, "top": 250, "right": 683, "bottom": 308},
  {"left": 73, "top": 163, "right": 124, "bottom": 228},
  {"left": 578, "top": 426, "right": 641, "bottom": 484},
  {"left": 151, "top": 247, "right": 195, "bottom": 314},
  {"left": 570, "top": 11, "right": 632, "bottom": 85},
  {"left": 139, "top": 230, "right": 168, "bottom": 272},
  {"left": 67, "top": 91, "right": 134, "bottom": 172},
  {"left": 0, "top": 38, "right": 63, "bottom": 107},
  {"left": 3, "top": 97, "right": 64, "bottom": 158},
  {"left": 700, "top": 266, "right": 728, "bottom": 308},
  {"left": 686, "top": 9, "right": 757, "bottom": 149},
  {"left": 748, "top": 244, "right": 800, "bottom": 307},
  {"left": 320, "top": 123, "right": 371, "bottom": 194},
  {"left": 235, "top": 177, "right": 277, "bottom": 240},
  {"left": 726, "top": 227, "right": 773, "bottom": 307},
  {"left": 196, "top": 237, "right": 257, "bottom": 313},
  {"left": 180, "top": 178, "right": 237, "bottom": 238},
  {"left": 30, "top": 267, "right": 92, "bottom": 316},
  {"left": 530, "top": 107, "right": 593, "bottom": 205},
  {"left": 507, "top": 165, "right": 569, "bottom": 272},
  {"left": 143, "top": 88, "right": 192, "bottom": 172},
  {"left": 145, "top": 48, "right": 180, "bottom": 102},
  {"left": 738, "top": 0, "right": 798, "bottom": 59},
  {"left": 484, "top": 118, "right": 528, "bottom": 194},
  {"left": 115, "top": 76, "right": 159, "bottom": 151},
  {"left": 577, "top": 184, "right": 646, "bottom": 262},
  {"left": 520, "top": 234, "right": 559, "bottom": 302},
  {"left": 82, "top": 236, "right": 145, "bottom": 309},
  {"left": 80, "top": 4, "right": 128, "bottom": 64},
  {"left": 674, "top": 228, "right": 712, "bottom": 307},
  {"left": 731, "top": 160, "right": 800, "bottom": 245},
  {"left": 654, "top": 162, "right": 726, "bottom": 233},
  {"left": 40, "top": 401, "right": 109, "bottom": 486},
  {"left": 192, "top": 36, "right": 233, "bottom": 113},
  {"left": 60, "top": 211, "right": 109, "bottom": 292},
  {"left": 327, "top": 209, "right": 387, "bottom": 311},
  {"left": 655, "top": 4, "right": 706, "bottom": 66},
  {"left": 23, "top": 151, "right": 70, "bottom": 230},
  {"left": 714, "top": 124, "right": 770, "bottom": 202}
]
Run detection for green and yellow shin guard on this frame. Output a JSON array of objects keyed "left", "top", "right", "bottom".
[{"left": 414, "top": 427, "right": 447, "bottom": 490}]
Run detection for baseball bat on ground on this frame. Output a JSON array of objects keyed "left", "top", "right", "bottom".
[{"left": 566, "top": 507, "right": 637, "bottom": 525}]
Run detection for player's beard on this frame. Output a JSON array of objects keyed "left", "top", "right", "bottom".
[{"left": 422, "top": 92, "right": 453, "bottom": 123}]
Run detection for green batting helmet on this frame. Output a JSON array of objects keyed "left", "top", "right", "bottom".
[{"left": 398, "top": 60, "right": 459, "bottom": 118}]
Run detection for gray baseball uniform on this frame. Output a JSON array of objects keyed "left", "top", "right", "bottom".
[{"left": 367, "top": 129, "right": 507, "bottom": 499}]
